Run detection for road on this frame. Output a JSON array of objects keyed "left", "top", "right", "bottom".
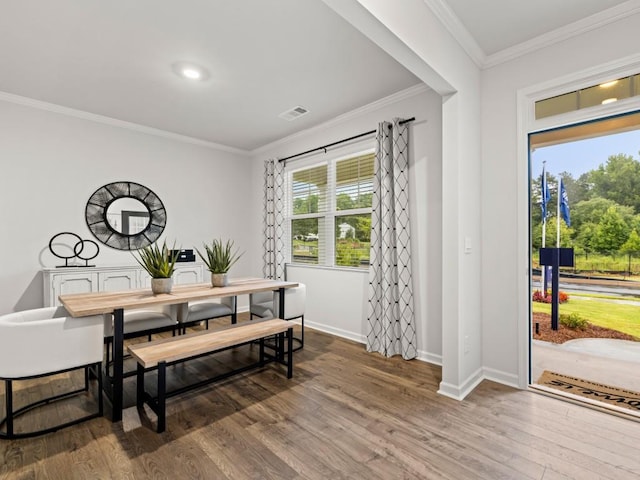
[{"left": 532, "top": 277, "right": 640, "bottom": 298}]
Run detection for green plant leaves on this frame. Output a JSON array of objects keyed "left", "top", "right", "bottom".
[
  {"left": 133, "top": 240, "right": 179, "bottom": 278},
  {"left": 196, "top": 238, "right": 243, "bottom": 274}
]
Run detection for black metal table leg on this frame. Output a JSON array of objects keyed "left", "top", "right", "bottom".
[
  {"left": 278, "top": 288, "right": 285, "bottom": 318},
  {"left": 112, "top": 307, "right": 124, "bottom": 422},
  {"left": 287, "top": 327, "right": 293, "bottom": 378}
]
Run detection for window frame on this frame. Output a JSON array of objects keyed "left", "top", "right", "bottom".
[{"left": 285, "top": 146, "right": 375, "bottom": 270}]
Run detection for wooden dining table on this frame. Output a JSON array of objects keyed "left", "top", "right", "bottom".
[{"left": 59, "top": 277, "right": 298, "bottom": 422}]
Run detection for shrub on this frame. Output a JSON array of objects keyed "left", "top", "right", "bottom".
[
  {"left": 532, "top": 289, "right": 569, "bottom": 304},
  {"left": 560, "top": 312, "right": 588, "bottom": 330}
]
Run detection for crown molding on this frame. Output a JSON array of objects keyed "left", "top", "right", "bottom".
[
  {"left": 250, "top": 83, "right": 429, "bottom": 156},
  {"left": 0, "top": 90, "right": 249, "bottom": 156},
  {"left": 484, "top": 0, "right": 640, "bottom": 69},
  {"left": 422, "top": 0, "right": 640, "bottom": 70},
  {"left": 422, "top": 0, "right": 486, "bottom": 68}
]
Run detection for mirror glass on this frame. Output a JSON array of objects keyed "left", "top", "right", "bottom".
[
  {"left": 86, "top": 181, "right": 167, "bottom": 250},
  {"left": 105, "top": 198, "right": 150, "bottom": 235}
]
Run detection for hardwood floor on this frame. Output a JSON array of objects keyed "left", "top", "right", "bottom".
[{"left": 2, "top": 316, "right": 640, "bottom": 479}]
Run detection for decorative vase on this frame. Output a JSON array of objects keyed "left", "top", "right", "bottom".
[
  {"left": 211, "top": 273, "right": 228, "bottom": 287},
  {"left": 151, "top": 277, "right": 173, "bottom": 294}
]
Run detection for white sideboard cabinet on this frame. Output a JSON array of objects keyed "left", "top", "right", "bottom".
[{"left": 43, "top": 263, "right": 204, "bottom": 307}]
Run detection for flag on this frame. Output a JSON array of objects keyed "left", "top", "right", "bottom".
[
  {"left": 541, "top": 164, "right": 551, "bottom": 221},
  {"left": 559, "top": 178, "right": 570, "bottom": 226}
]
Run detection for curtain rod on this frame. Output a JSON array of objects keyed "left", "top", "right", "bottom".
[{"left": 278, "top": 117, "right": 415, "bottom": 164}]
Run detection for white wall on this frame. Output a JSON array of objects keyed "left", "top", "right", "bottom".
[
  {"left": 0, "top": 99, "right": 252, "bottom": 315},
  {"left": 481, "top": 13, "right": 640, "bottom": 385},
  {"left": 249, "top": 86, "right": 443, "bottom": 362}
]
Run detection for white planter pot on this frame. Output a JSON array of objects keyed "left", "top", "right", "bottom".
[
  {"left": 211, "top": 273, "right": 228, "bottom": 287},
  {"left": 151, "top": 277, "right": 173, "bottom": 294}
]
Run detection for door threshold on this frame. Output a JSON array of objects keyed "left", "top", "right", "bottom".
[{"left": 529, "top": 383, "right": 640, "bottom": 422}]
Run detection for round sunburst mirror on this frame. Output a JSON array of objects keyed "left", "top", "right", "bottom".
[{"left": 85, "top": 181, "right": 166, "bottom": 250}]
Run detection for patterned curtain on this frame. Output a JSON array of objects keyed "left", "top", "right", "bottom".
[
  {"left": 262, "top": 159, "right": 286, "bottom": 280},
  {"left": 366, "top": 119, "right": 417, "bottom": 359}
]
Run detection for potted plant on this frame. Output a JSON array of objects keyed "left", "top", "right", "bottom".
[
  {"left": 197, "top": 238, "right": 243, "bottom": 287},
  {"left": 133, "top": 240, "right": 179, "bottom": 294}
]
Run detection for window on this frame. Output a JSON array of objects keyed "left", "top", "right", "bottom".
[
  {"left": 535, "top": 73, "right": 640, "bottom": 119},
  {"left": 288, "top": 151, "right": 374, "bottom": 268}
]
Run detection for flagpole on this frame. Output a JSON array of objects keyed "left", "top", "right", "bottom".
[
  {"left": 557, "top": 178, "right": 561, "bottom": 247},
  {"left": 541, "top": 162, "right": 547, "bottom": 291}
]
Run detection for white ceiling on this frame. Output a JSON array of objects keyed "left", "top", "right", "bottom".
[
  {"left": 444, "top": 0, "right": 632, "bottom": 56},
  {"left": 0, "top": 0, "right": 635, "bottom": 152}
]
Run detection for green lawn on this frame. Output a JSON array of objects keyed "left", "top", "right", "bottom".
[{"left": 532, "top": 298, "right": 640, "bottom": 339}]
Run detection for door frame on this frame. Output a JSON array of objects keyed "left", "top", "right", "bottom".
[{"left": 516, "top": 53, "right": 640, "bottom": 388}]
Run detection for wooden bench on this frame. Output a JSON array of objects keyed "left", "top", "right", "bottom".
[{"left": 128, "top": 318, "right": 293, "bottom": 432}]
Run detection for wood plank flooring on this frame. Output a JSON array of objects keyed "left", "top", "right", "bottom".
[{"left": 1, "top": 315, "right": 640, "bottom": 479}]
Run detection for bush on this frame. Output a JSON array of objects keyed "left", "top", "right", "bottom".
[
  {"left": 560, "top": 312, "right": 588, "bottom": 330},
  {"left": 532, "top": 290, "right": 569, "bottom": 304}
]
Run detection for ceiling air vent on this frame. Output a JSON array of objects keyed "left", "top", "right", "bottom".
[{"left": 278, "top": 105, "right": 309, "bottom": 121}]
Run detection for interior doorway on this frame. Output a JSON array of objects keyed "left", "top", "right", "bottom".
[{"left": 529, "top": 111, "right": 640, "bottom": 416}]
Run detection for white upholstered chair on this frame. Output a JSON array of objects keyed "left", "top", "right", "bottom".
[
  {"left": 249, "top": 291, "right": 275, "bottom": 319},
  {"left": 103, "top": 305, "right": 178, "bottom": 375},
  {"left": 0, "top": 306, "right": 104, "bottom": 439},
  {"left": 177, "top": 296, "right": 237, "bottom": 333},
  {"left": 249, "top": 284, "right": 306, "bottom": 351}
]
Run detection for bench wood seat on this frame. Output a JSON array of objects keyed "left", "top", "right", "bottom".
[{"left": 128, "top": 318, "right": 293, "bottom": 432}]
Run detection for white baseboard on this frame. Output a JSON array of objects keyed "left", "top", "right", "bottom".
[
  {"left": 437, "top": 367, "right": 484, "bottom": 401},
  {"left": 417, "top": 349, "right": 442, "bottom": 366},
  {"left": 483, "top": 367, "right": 520, "bottom": 389},
  {"left": 305, "top": 320, "right": 366, "bottom": 344},
  {"left": 293, "top": 320, "right": 521, "bottom": 397}
]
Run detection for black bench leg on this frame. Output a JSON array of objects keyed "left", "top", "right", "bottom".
[
  {"left": 277, "top": 332, "right": 284, "bottom": 362},
  {"left": 136, "top": 363, "right": 145, "bottom": 409},
  {"left": 157, "top": 361, "right": 166, "bottom": 433},
  {"left": 287, "top": 327, "right": 293, "bottom": 379},
  {"left": 259, "top": 338, "right": 265, "bottom": 367},
  {"left": 97, "top": 362, "right": 104, "bottom": 416}
]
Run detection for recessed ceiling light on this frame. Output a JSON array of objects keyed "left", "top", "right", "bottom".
[
  {"left": 172, "top": 62, "right": 210, "bottom": 81},
  {"left": 602, "top": 97, "right": 618, "bottom": 105}
]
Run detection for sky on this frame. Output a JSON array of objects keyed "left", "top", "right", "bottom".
[{"left": 531, "top": 128, "right": 640, "bottom": 179}]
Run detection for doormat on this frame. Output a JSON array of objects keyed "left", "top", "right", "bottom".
[{"left": 536, "top": 370, "right": 640, "bottom": 413}]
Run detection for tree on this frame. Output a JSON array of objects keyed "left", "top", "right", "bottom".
[
  {"left": 531, "top": 172, "right": 558, "bottom": 223},
  {"left": 570, "top": 197, "right": 633, "bottom": 232},
  {"left": 621, "top": 229, "right": 640, "bottom": 275},
  {"left": 590, "top": 206, "right": 630, "bottom": 254},
  {"left": 531, "top": 217, "right": 572, "bottom": 249},
  {"left": 587, "top": 154, "right": 640, "bottom": 212},
  {"left": 354, "top": 192, "right": 373, "bottom": 208},
  {"left": 293, "top": 194, "right": 320, "bottom": 215},
  {"left": 558, "top": 171, "right": 591, "bottom": 206},
  {"left": 336, "top": 193, "right": 354, "bottom": 211},
  {"left": 291, "top": 218, "right": 318, "bottom": 238},
  {"left": 574, "top": 222, "right": 597, "bottom": 256},
  {"left": 621, "top": 229, "right": 640, "bottom": 254}
]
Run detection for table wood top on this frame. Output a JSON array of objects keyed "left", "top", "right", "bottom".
[
  {"left": 59, "top": 277, "right": 298, "bottom": 317},
  {"left": 127, "top": 318, "right": 291, "bottom": 368}
]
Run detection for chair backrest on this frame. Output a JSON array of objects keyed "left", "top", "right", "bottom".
[
  {"left": 0, "top": 306, "right": 104, "bottom": 379},
  {"left": 104, "top": 303, "right": 178, "bottom": 337},
  {"left": 249, "top": 291, "right": 274, "bottom": 305},
  {"left": 177, "top": 296, "right": 236, "bottom": 323},
  {"left": 273, "top": 284, "right": 306, "bottom": 320}
]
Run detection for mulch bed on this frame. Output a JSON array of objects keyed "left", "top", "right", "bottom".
[{"left": 532, "top": 312, "right": 638, "bottom": 344}]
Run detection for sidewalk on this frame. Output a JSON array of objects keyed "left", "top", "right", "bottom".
[{"left": 532, "top": 339, "right": 640, "bottom": 393}]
